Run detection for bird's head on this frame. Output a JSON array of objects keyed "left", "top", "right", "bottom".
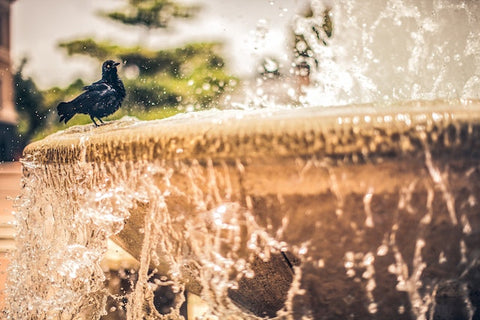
[{"left": 102, "top": 60, "right": 120, "bottom": 75}]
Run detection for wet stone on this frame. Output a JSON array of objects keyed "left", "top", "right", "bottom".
[{"left": 9, "top": 100, "right": 480, "bottom": 319}]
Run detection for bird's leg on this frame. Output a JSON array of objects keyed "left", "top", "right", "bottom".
[
  {"left": 98, "top": 118, "right": 105, "bottom": 125},
  {"left": 90, "top": 115, "right": 99, "bottom": 127}
]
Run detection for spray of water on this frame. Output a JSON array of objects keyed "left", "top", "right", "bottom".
[
  {"left": 293, "top": 0, "right": 480, "bottom": 106},
  {"left": 5, "top": 145, "right": 294, "bottom": 319}
]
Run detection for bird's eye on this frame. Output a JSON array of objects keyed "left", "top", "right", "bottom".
[{"left": 106, "top": 65, "right": 111, "bottom": 69}]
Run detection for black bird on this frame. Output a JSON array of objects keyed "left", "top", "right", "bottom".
[{"left": 57, "top": 60, "right": 126, "bottom": 126}]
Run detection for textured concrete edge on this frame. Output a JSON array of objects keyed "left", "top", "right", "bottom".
[{"left": 22, "top": 99, "right": 480, "bottom": 164}]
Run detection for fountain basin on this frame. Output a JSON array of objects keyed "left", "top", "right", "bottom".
[{"left": 20, "top": 100, "right": 480, "bottom": 319}]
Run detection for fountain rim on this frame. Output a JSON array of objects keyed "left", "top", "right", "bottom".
[{"left": 23, "top": 99, "right": 480, "bottom": 165}]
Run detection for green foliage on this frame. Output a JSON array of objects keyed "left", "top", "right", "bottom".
[
  {"left": 59, "top": 40, "right": 226, "bottom": 77},
  {"left": 59, "top": 39, "right": 235, "bottom": 110},
  {"left": 103, "top": 0, "right": 200, "bottom": 29},
  {"left": 294, "top": 7, "right": 333, "bottom": 68},
  {"left": 13, "top": 62, "right": 93, "bottom": 142},
  {"left": 13, "top": 59, "right": 48, "bottom": 141},
  {"left": 42, "top": 78, "right": 86, "bottom": 108},
  {"left": 32, "top": 103, "right": 181, "bottom": 141}
]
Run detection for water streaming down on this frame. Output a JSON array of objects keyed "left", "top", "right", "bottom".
[{"left": 5, "top": 0, "right": 480, "bottom": 319}]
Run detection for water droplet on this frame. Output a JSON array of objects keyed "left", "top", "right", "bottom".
[
  {"left": 439, "top": 251, "right": 447, "bottom": 264},
  {"left": 317, "top": 259, "right": 325, "bottom": 268},
  {"left": 368, "top": 302, "right": 378, "bottom": 314},
  {"left": 376, "top": 244, "right": 388, "bottom": 256}
]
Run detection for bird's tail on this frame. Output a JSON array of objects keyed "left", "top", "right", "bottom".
[{"left": 57, "top": 102, "right": 76, "bottom": 124}]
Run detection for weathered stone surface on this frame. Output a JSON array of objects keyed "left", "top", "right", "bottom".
[{"left": 24, "top": 100, "right": 480, "bottom": 165}]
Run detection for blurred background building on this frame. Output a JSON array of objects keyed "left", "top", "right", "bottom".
[{"left": 0, "top": 0, "right": 18, "bottom": 162}]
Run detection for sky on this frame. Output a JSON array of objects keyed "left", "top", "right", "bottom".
[{"left": 11, "top": 0, "right": 310, "bottom": 89}]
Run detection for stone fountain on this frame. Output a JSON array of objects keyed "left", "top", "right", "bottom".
[
  {"left": 5, "top": 0, "right": 480, "bottom": 319},
  {"left": 7, "top": 99, "right": 480, "bottom": 319}
]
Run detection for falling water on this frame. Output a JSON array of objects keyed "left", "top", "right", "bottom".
[{"left": 4, "top": 131, "right": 292, "bottom": 319}]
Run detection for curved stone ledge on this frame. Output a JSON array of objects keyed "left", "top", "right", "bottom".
[{"left": 24, "top": 99, "right": 480, "bottom": 165}]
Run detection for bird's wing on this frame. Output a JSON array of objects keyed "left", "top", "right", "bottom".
[
  {"left": 83, "top": 80, "right": 111, "bottom": 92},
  {"left": 70, "top": 81, "right": 121, "bottom": 116},
  {"left": 69, "top": 84, "right": 113, "bottom": 111}
]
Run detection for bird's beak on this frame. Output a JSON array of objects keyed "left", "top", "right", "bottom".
[{"left": 114, "top": 62, "right": 120, "bottom": 67}]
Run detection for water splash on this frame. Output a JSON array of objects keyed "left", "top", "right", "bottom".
[
  {"left": 4, "top": 157, "right": 132, "bottom": 318},
  {"left": 5, "top": 150, "right": 295, "bottom": 318},
  {"left": 294, "top": 0, "right": 480, "bottom": 106}
]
